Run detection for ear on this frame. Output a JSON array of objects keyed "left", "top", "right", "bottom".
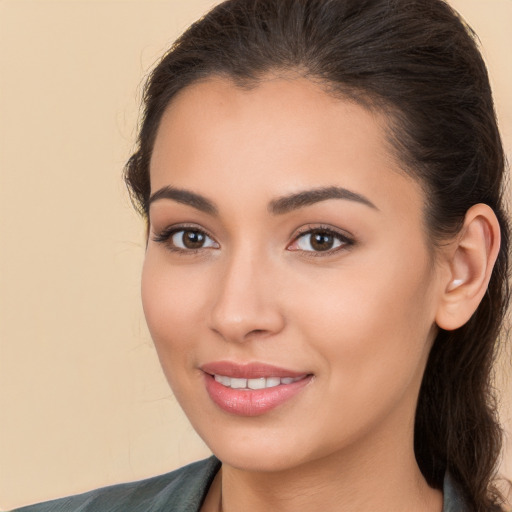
[{"left": 435, "top": 203, "right": 501, "bottom": 331}]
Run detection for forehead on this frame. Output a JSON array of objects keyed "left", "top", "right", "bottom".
[
  {"left": 154, "top": 76, "right": 392, "bottom": 164},
  {"left": 150, "top": 76, "right": 425, "bottom": 223}
]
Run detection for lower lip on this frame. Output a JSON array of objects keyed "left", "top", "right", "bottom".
[{"left": 203, "top": 373, "right": 312, "bottom": 416}]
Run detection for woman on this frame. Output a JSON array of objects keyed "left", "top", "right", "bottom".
[{"left": 13, "top": 0, "right": 510, "bottom": 511}]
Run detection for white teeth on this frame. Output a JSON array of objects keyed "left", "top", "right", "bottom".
[
  {"left": 266, "top": 377, "right": 281, "bottom": 388},
  {"left": 214, "top": 375, "right": 232, "bottom": 387},
  {"left": 248, "top": 378, "right": 267, "bottom": 390},
  {"left": 213, "top": 375, "right": 304, "bottom": 389},
  {"left": 220, "top": 375, "right": 231, "bottom": 386},
  {"left": 230, "top": 378, "right": 247, "bottom": 389}
]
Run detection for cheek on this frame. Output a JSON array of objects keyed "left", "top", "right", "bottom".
[
  {"left": 141, "top": 252, "right": 207, "bottom": 366},
  {"left": 292, "top": 251, "right": 437, "bottom": 401}
]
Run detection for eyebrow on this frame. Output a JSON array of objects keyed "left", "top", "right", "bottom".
[
  {"left": 268, "top": 186, "right": 378, "bottom": 214},
  {"left": 148, "top": 186, "right": 218, "bottom": 215},
  {"left": 148, "top": 185, "right": 377, "bottom": 216}
]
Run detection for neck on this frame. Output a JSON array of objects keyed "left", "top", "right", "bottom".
[{"left": 206, "top": 413, "right": 442, "bottom": 512}]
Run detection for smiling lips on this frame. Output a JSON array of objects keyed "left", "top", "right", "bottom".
[{"left": 201, "top": 362, "right": 312, "bottom": 416}]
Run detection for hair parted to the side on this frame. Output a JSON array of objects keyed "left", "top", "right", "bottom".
[{"left": 124, "top": 0, "right": 511, "bottom": 510}]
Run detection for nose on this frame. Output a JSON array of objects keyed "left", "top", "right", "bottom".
[{"left": 208, "top": 250, "right": 286, "bottom": 343}]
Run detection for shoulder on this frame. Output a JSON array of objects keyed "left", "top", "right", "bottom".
[
  {"left": 442, "top": 472, "right": 471, "bottom": 512},
  {"left": 10, "top": 456, "right": 221, "bottom": 512}
]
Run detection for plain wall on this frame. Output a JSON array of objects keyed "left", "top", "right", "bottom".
[{"left": 0, "top": 0, "right": 510, "bottom": 509}]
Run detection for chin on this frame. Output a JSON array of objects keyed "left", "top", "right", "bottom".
[
  {"left": 191, "top": 420, "right": 279, "bottom": 465},
  {"left": 214, "top": 444, "right": 306, "bottom": 473},
  {"left": 192, "top": 418, "right": 331, "bottom": 473}
]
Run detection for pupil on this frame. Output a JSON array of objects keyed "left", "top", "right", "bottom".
[
  {"left": 183, "top": 231, "right": 205, "bottom": 249},
  {"left": 311, "top": 232, "right": 333, "bottom": 251}
]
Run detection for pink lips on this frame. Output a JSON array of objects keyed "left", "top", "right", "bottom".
[{"left": 201, "top": 361, "right": 312, "bottom": 417}]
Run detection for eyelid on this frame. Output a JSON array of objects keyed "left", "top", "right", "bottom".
[
  {"left": 287, "top": 224, "right": 355, "bottom": 256},
  {"left": 151, "top": 223, "right": 219, "bottom": 253},
  {"left": 151, "top": 222, "right": 354, "bottom": 256}
]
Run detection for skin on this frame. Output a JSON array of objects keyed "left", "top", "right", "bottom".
[{"left": 141, "top": 75, "right": 479, "bottom": 511}]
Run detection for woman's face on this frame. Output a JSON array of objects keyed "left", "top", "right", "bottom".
[{"left": 142, "top": 77, "right": 446, "bottom": 472}]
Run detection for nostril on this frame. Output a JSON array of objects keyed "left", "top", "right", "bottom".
[
  {"left": 208, "top": 295, "right": 286, "bottom": 343},
  {"left": 244, "top": 328, "right": 275, "bottom": 341}
]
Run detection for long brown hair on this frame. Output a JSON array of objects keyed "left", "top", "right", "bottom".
[{"left": 124, "top": 1, "right": 511, "bottom": 509}]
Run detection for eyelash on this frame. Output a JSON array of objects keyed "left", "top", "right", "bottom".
[
  {"left": 151, "top": 224, "right": 217, "bottom": 255},
  {"left": 151, "top": 224, "right": 354, "bottom": 257},
  {"left": 291, "top": 224, "right": 355, "bottom": 257}
]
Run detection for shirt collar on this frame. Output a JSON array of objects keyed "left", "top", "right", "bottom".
[{"left": 443, "top": 472, "right": 469, "bottom": 512}]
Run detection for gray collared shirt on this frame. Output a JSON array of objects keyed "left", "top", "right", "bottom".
[{"left": 12, "top": 456, "right": 469, "bottom": 511}]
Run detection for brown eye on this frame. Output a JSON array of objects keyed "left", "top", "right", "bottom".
[
  {"left": 310, "top": 232, "right": 335, "bottom": 251},
  {"left": 288, "top": 228, "right": 351, "bottom": 254},
  {"left": 170, "top": 229, "right": 218, "bottom": 250},
  {"left": 182, "top": 230, "right": 206, "bottom": 249}
]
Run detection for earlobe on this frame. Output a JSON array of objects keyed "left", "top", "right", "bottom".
[{"left": 435, "top": 204, "right": 501, "bottom": 331}]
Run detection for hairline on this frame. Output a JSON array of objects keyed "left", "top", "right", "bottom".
[{"left": 148, "top": 69, "right": 446, "bottom": 260}]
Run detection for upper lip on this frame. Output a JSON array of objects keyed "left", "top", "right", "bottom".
[{"left": 200, "top": 361, "right": 309, "bottom": 379}]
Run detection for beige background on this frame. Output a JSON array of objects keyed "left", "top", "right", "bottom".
[{"left": 0, "top": 0, "right": 510, "bottom": 509}]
